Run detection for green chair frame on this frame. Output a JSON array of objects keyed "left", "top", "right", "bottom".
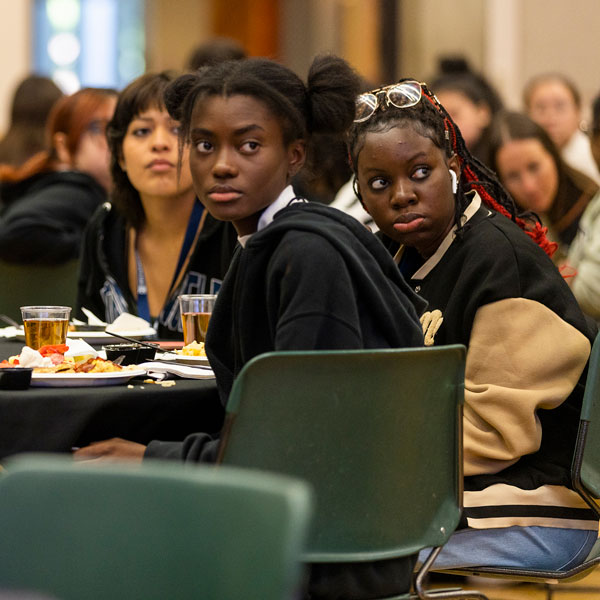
[
  {"left": 439, "top": 332, "right": 600, "bottom": 600},
  {"left": 0, "top": 258, "right": 80, "bottom": 322},
  {"left": 0, "top": 455, "right": 313, "bottom": 600},
  {"left": 218, "top": 346, "right": 486, "bottom": 599}
]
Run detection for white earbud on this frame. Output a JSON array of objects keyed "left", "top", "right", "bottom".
[{"left": 449, "top": 170, "right": 458, "bottom": 194}]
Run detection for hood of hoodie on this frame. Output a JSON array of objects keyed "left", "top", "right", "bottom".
[{"left": 245, "top": 202, "right": 427, "bottom": 346}]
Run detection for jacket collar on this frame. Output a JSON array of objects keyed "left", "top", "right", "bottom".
[{"left": 394, "top": 191, "right": 484, "bottom": 280}]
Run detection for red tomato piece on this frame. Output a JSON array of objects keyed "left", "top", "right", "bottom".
[{"left": 38, "top": 344, "right": 69, "bottom": 357}]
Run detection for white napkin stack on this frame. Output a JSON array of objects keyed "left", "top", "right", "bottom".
[
  {"left": 64, "top": 339, "right": 98, "bottom": 360},
  {"left": 137, "top": 362, "right": 215, "bottom": 381},
  {"left": 106, "top": 313, "right": 152, "bottom": 333},
  {"left": 80, "top": 308, "right": 152, "bottom": 333}
]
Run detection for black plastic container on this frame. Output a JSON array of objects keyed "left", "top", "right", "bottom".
[
  {"left": 103, "top": 343, "right": 157, "bottom": 366},
  {"left": 0, "top": 367, "right": 33, "bottom": 390}
]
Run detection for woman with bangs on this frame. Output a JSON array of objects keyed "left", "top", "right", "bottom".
[
  {"left": 76, "top": 72, "right": 238, "bottom": 339},
  {"left": 0, "top": 87, "right": 117, "bottom": 264}
]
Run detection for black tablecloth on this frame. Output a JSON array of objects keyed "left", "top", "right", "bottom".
[{"left": 0, "top": 340, "right": 224, "bottom": 461}]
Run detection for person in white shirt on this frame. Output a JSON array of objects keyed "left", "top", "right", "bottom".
[{"left": 524, "top": 73, "right": 600, "bottom": 185}]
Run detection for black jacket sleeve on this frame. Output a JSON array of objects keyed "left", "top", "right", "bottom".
[{"left": 144, "top": 433, "right": 221, "bottom": 463}]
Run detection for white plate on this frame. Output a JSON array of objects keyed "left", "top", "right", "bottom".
[
  {"left": 31, "top": 368, "right": 147, "bottom": 388},
  {"left": 16, "top": 328, "right": 157, "bottom": 345},
  {"left": 159, "top": 352, "right": 210, "bottom": 366}
]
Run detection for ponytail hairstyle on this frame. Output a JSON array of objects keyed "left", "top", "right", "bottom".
[
  {"left": 163, "top": 54, "right": 362, "bottom": 166},
  {"left": 348, "top": 80, "right": 557, "bottom": 257}
]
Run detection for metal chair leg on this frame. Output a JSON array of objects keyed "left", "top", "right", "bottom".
[{"left": 414, "top": 547, "right": 489, "bottom": 600}]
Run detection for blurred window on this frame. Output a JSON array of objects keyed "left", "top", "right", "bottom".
[{"left": 33, "top": 0, "right": 145, "bottom": 93}]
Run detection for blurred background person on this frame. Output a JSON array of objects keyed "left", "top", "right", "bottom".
[
  {"left": 566, "top": 92, "right": 600, "bottom": 322},
  {"left": 325, "top": 75, "right": 378, "bottom": 229},
  {"left": 0, "top": 87, "right": 117, "bottom": 264},
  {"left": 292, "top": 132, "right": 354, "bottom": 205},
  {"left": 184, "top": 36, "right": 246, "bottom": 71},
  {"left": 489, "top": 110, "right": 598, "bottom": 264},
  {"left": 524, "top": 72, "right": 600, "bottom": 184},
  {"left": 430, "top": 56, "right": 504, "bottom": 168},
  {"left": 0, "top": 74, "right": 63, "bottom": 167},
  {"left": 76, "top": 72, "right": 237, "bottom": 338}
]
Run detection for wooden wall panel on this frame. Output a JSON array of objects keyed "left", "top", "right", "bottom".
[{"left": 212, "top": 0, "right": 279, "bottom": 58}]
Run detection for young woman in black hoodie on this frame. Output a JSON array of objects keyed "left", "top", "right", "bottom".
[{"left": 75, "top": 56, "right": 426, "bottom": 599}]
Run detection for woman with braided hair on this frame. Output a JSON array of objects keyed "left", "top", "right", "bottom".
[{"left": 349, "top": 80, "right": 598, "bottom": 570}]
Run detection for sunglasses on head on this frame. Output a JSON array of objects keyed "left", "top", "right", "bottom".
[{"left": 354, "top": 80, "right": 425, "bottom": 123}]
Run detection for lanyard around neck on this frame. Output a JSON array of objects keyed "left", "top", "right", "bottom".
[{"left": 135, "top": 200, "right": 204, "bottom": 323}]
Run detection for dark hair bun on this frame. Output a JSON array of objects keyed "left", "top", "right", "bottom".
[{"left": 306, "top": 54, "right": 362, "bottom": 135}]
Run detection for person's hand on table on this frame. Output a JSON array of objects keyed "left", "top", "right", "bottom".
[{"left": 73, "top": 438, "right": 146, "bottom": 464}]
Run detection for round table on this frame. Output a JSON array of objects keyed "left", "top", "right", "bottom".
[{"left": 0, "top": 339, "right": 224, "bottom": 461}]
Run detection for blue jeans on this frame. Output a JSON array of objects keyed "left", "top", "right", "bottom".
[{"left": 418, "top": 526, "right": 598, "bottom": 571}]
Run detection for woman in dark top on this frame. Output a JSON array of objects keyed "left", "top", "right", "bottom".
[
  {"left": 489, "top": 110, "right": 598, "bottom": 264},
  {"left": 75, "top": 72, "right": 238, "bottom": 338},
  {"left": 0, "top": 87, "right": 116, "bottom": 264}
]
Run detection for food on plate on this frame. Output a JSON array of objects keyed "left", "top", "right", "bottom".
[
  {"left": 176, "top": 340, "right": 206, "bottom": 357},
  {"left": 3, "top": 345, "right": 67, "bottom": 368},
  {"left": 34, "top": 356, "right": 129, "bottom": 374},
  {"left": 1, "top": 344, "right": 135, "bottom": 374}
]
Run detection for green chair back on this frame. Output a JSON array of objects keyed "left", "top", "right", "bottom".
[
  {"left": 575, "top": 332, "right": 600, "bottom": 506},
  {"left": 0, "top": 259, "right": 80, "bottom": 322},
  {"left": 219, "top": 346, "right": 466, "bottom": 564},
  {"left": 0, "top": 455, "right": 313, "bottom": 600}
]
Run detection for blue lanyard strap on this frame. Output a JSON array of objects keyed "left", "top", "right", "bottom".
[
  {"left": 135, "top": 200, "right": 204, "bottom": 324},
  {"left": 135, "top": 251, "right": 151, "bottom": 322},
  {"left": 170, "top": 200, "right": 203, "bottom": 290}
]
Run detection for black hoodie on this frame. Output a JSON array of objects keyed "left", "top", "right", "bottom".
[
  {"left": 146, "top": 201, "right": 426, "bottom": 461},
  {"left": 0, "top": 171, "right": 106, "bottom": 264},
  {"left": 146, "top": 201, "right": 427, "bottom": 600}
]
